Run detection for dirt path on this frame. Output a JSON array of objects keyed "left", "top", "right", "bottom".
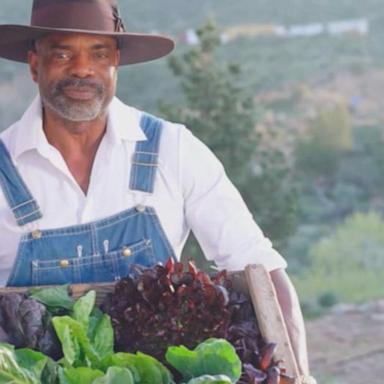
[{"left": 306, "top": 300, "right": 384, "bottom": 383}]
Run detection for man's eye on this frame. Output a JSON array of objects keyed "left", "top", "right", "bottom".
[
  {"left": 53, "top": 52, "right": 70, "bottom": 60},
  {"left": 94, "top": 51, "right": 109, "bottom": 60}
]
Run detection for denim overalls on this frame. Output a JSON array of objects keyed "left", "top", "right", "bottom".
[{"left": 0, "top": 114, "right": 175, "bottom": 287}]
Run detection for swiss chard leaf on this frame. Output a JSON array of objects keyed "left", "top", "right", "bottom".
[
  {"left": 28, "top": 286, "right": 74, "bottom": 313},
  {"left": 166, "top": 338, "right": 241, "bottom": 383},
  {"left": 58, "top": 366, "right": 104, "bottom": 384},
  {"left": 92, "top": 367, "right": 135, "bottom": 384},
  {"left": 0, "top": 343, "right": 47, "bottom": 384},
  {"left": 186, "top": 375, "right": 232, "bottom": 384}
]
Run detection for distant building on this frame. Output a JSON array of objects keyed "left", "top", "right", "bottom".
[
  {"left": 327, "top": 19, "right": 369, "bottom": 36},
  {"left": 179, "top": 28, "right": 200, "bottom": 45},
  {"left": 178, "top": 18, "right": 369, "bottom": 45},
  {"left": 222, "top": 24, "right": 284, "bottom": 41},
  {"left": 287, "top": 23, "right": 324, "bottom": 37},
  {"left": 185, "top": 29, "right": 200, "bottom": 45}
]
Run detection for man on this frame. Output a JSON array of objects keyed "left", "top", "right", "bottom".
[{"left": 0, "top": 0, "right": 315, "bottom": 382}]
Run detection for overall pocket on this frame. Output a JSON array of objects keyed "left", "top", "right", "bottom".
[
  {"left": 31, "top": 238, "right": 155, "bottom": 285},
  {"left": 103, "top": 238, "right": 155, "bottom": 280}
]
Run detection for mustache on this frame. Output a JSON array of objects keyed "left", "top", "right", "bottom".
[{"left": 52, "top": 78, "right": 105, "bottom": 96}]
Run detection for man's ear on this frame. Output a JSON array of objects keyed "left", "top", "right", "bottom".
[{"left": 28, "top": 50, "right": 39, "bottom": 83}]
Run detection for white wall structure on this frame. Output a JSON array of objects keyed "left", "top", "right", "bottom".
[
  {"left": 327, "top": 19, "right": 369, "bottom": 36},
  {"left": 192, "top": 18, "right": 370, "bottom": 44}
]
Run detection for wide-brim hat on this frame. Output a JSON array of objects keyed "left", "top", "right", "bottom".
[{"left": 0, "top": 0, "right": 175, "bottom": 65}]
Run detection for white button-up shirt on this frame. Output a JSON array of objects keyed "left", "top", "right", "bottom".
[{"left": 0, "top": 96, "right": 286, "bottom": 286}]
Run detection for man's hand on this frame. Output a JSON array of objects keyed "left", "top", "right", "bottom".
[{"left": 270, "top": 268, "right": 310, "bottom": 377}]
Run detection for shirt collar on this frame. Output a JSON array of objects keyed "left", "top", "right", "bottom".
[
  {"left": 13, "top": 95, "right": 147, "bottom": 159},
  {"left": 106, "top": 96, "right": 147, "bottom": 143}
]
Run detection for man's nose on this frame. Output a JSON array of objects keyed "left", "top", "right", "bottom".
[{"left": 69, "top": 53, "right": 95, "bottom": 78}]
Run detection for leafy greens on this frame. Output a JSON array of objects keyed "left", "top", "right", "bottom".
[{"left": 166, "top": 338, "right": 241, "bottom": 384}]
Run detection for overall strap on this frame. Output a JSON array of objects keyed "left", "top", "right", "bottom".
[
  {"left": 0, "top": 140, "right": 43, "bottom": 226},
  {"left": 129, "top": 113, "right": 163, "bottom": 193}
]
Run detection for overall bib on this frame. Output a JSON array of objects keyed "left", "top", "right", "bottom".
[{"left": 0, "top": 114, "right": 175, "bottom": 287}]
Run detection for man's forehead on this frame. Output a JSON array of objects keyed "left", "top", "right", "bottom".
[{"left": 36, "top": 32, "right": 118, "bottom": 48}]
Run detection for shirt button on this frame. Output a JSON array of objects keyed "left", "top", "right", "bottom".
[
  {"left": 59, "top": 259, "right": 70, "bottom": 268},
  {"left": 135, "top": 204, "right": 146, "bottom": 213},
  {"left": 122, "top": 247, "right": 132, "bottom": 257},
  {"left": 31, "top": 230, "right": 42, "bottom": 239}
]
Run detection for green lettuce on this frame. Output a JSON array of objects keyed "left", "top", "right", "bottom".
[
  {"left": 165, "top": 338, "right": 241, "bottom": 383},
  {"left": 0, "top": 343, "right": 50, "bottom": 383},
  {"left": 102, "top": 352, "right": 174, "bottom": 384},
  {"left": 29, "top": 285, "right": 74, "bottom": 313},
  {"left": 186, "top": 375, "right": 232, "bottom": 383},
  {"left": 52, "top": 291, "right": 113, "bottom": 369},
  {"left": 58, "top": 366, "right": 104, "bottom": 384},
  {"left": 93, "top": 367, "right": 135, "bottom": 384},
  {"left": 0, "top": 289, "right": 244, "bottom": 384},
  {"left": 72, "top": 291, "right": 96, "bottom": 328}
]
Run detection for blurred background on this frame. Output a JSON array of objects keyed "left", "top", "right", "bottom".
[{"left": 1, "top": 1, "right": 384, "bottom": 382}]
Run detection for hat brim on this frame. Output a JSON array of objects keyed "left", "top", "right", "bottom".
[{"left": 0, "top": 25, "right": 175, "bottom": 65}]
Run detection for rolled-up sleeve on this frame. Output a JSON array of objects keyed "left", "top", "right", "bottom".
[{"left": 180, "top": 128, "right": 287, "bottom": 272}]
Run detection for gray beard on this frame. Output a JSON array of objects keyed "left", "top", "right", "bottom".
[{"left": 41, "top": 78, "right": 107, "bottom": 122}]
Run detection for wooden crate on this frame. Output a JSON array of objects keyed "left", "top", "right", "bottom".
[{"left": 0, "top": 264, "right": 299, "bottom": 383}]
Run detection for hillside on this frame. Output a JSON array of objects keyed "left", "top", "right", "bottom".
[
  {"left": 2, "top": 1, "right": 384, "bottom": 31},
  {"left": 1, "top": 1, "right": 383, "bottom": 119}
]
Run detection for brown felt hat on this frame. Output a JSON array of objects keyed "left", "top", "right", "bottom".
[{"left": 0, "top": 0, "right": 175, "bottom": 65}]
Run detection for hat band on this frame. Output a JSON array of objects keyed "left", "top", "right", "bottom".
[{"left": 31, "top": 2, "right": 116, "bottom": 32}]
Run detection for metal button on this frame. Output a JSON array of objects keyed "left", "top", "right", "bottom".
[
  {"left": 59, "top": 259, "right": 70, "bottom": 268},
  {"left": 122, "top": 247, "right": 132, "bottom": 257},
  {"left": 31, "top": 230, "right": 42, "bottom": 239},
  {"left": 135, "top": 204, "right": 146, "bottom": 213}
]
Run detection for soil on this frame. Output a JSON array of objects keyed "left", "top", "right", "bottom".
[{"left": 306, "top": 300, "right": 384, "bottom": 384}]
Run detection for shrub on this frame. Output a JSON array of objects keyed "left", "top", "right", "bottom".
[
  {"left": 293, "top": 212, "right": 384, "bottom": 304},
  {"left": 317, "top": 292, "right": 338, "bottom": 308}
]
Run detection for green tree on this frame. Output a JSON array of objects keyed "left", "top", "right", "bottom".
[
  {"left": 159, "top": 20, "right": 298, "bottom": 264},
  {"left": 295, "top": 101, "right": 352, "bottom": 181}
]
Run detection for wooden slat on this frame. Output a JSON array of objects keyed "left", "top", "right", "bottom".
[
  {"left": 244, "top": 264, "right": 300, "bottom": 379},
  {"left": 69, "top": 283, "right": 114, "bottom": 304},
  {"left": 0, "top": 286, "right": 29, "bottom": 294},
  {"left": 280, "top": 376, "right": 296, "bottom": 384}
]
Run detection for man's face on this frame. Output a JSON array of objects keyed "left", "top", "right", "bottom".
[{"left": 28, "top": 33, "right": 120, "bottom": 122}]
